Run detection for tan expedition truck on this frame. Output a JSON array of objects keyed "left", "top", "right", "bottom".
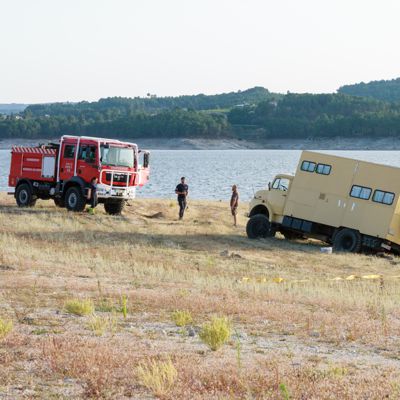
[{"left": 246, "top": 150, "right": 400, "bottom": 253}]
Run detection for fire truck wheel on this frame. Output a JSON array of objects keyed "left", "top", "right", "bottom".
[
  {"left": 246, "top": 214, "right": 274, "bottom": 239},
  {"left": 333, "top": 228, "right": 362, "bottom": 253},
  {"left": 65, "top": 187, "right": 86, "bottom": 212},
  {"left": 104, "top": 200, "right": 125, "bottom": 215},
  {"left": 16, "top": 183, "right": 36, "bottom": 207}
]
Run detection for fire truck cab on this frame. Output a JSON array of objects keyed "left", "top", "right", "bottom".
[{"left": 8, "top": 135, "right": 150, "bottom": 215}]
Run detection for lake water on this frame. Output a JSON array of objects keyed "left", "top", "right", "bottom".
[{"left": 1, "top": 148, "right": 400, "bottom": 201}]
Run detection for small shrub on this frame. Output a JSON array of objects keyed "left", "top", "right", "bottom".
[
  {"left": 121, "top": 294, "right": 128, "bottom": 319},
  {"left": 88, "top": 315, "right": 108, "bottom": 336},
  {"left": 96, "top": 297, "right": 116, "bottom": 312},
  {"left": 0, "top": 317, "right": 13, "bottom": 339},
  {"left": 65, "top": 299, "right": 94, "bottom": 316},
  {"left": 136, "top": 358, "right": 177, "bottom": 397},
  {"left": 328, "top": 364, "right": 348, "bottom": 378},
  {"left": 279, "top": 383, "right": 291, "bottom": 400},
  {"left": 171, "top": 310, "right": 192, "bottom": 327},
  {"left": 199, "top": 316, "right": 231, "bottom": 351},
  {"left": 88, "top": 313, "right": 118, "bottom": 336}
]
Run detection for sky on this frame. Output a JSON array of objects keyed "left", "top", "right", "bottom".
[{"left": 1, "top": 0, "right": 400, "bottom": 103}]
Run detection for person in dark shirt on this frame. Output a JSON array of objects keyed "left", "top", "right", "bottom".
[
  {"left": 175, "top": 177, "right": 189, "bottom": 220},
  {"left": 87, "top": 177, "right": 98, "bottom": 214},
  {"left": 230, "top": 184, "right": 239, "bottom": 226}
]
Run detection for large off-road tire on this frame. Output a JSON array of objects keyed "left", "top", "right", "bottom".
[
  {"left": 15, "top": 183, "right": 36, "bottom": 207},
  {"left": 65, "top": 187, "right": 86, "bottom": 212},
  {"left": 246, "top": 214, "right": 274, "bottom": 239},
  {"left": 104, "top": 200, "right": 125, "bottom": 215},
  {"left": 54, "top": 197, "right": 65, "bottom": 208},
  {"left": 333, "top": 228, "right": 362, "bottom": 253}
]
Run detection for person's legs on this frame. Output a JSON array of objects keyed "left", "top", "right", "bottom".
[
  {"left": 91, "top": 194, "right": 97, "bottom": 209},
  {"left": 232, "top": 207, "right": 237, "bottom": 226},
  {"left": 178, "top": 198, "right": 186, "bottom": 219}
]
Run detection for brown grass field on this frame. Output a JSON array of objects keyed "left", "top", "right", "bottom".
[{"left": 1, "top": 193, "right": 400, "bottom": 399}]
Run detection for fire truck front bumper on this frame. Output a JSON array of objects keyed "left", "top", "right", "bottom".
[{"left": 96, "top": 184, "right": 136, "bottom": 200}]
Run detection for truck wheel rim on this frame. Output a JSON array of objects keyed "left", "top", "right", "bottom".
[
  {"left": 342, "top": 236, "right": 354, "bottom": 250},
  {"left": 19, "top": 189, "right": 28, "bottom": 204},
  {"left": 68, "top": 193, "right": 77, "bottom": 208}
]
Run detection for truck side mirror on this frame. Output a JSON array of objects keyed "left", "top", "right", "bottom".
[{"left": 143, "top": 152, "right": 150, "bottom": 168}]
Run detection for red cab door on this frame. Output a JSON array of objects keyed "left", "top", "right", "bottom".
[
  {"left": 59, "top": 142, "right": 77, "bottom": 181},
  {"left": 76, "top": 143, "right": 99, "bottom": 183}
]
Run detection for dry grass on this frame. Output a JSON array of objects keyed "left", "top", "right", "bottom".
[
  {"left": 65, "top": 298, "right": 95, "bottom": 316},
  {"left": 0, "top": 317, "right": 13, "bottom": 339},
  {"left": 1, "top": 193, "right": 400, "bottom": 398},
  {"left": 136, "top": 357, "right": 177, "bottom": 397},
  {"left": 171, "top": 310, "right": 193, "bottom": 327}
]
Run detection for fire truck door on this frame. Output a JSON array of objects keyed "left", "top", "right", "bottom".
[
  {"left": 77, "top": 144, "right": 98, "bottom": 183},
  {"left": 59, "top": 143, "right": 76, "bottom": 180}
]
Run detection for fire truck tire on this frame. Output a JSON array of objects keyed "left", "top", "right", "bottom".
[
  {"left": 333, "top": 228, "right": 362, "bottom": 253},
  {"left": 16, "top": 183, "right": 36, "bottom": 207},
  {"left": 104, "top": 200, "right": 125, "bottom": 215},
  {"left": 65, "top": 187, "right": 86, "bottom": 212},
  {"left": 246, "top": 214, "right": 274, "bottom": 239}
]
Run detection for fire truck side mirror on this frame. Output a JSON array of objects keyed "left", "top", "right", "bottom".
[{"left": 143, "top": 152, "right": 150, "bottom": 168}]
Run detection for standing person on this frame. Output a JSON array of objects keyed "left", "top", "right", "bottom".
[
  {"left": 87, "top": 177, "right": 98, "bottom": 214},
  {"left": 175, "top": 177, "right": 189, "bottom": 220},
  {"left": 230, "top": 184, "right": 239, "bottom": 226}
]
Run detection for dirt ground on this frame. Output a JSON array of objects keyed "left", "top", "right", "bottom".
[{"left": 0, "top": 193, "right": 400, "bottom": 399}]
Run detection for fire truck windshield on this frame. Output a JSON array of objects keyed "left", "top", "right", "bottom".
[{"left": 100, "top": 145, "right": 135, "bottom": 168}]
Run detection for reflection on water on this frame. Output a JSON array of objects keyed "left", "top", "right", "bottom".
[{"left": 1, "top": 148, "right": 400, "bottom": 201}]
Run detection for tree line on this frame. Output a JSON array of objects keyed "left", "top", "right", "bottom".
[
  {"left": 227, "top": 93, "right": 400, "bottom": 138},
  {"left": 2, "top": 89, "right": 400, "bottom": 140},
  {"left": 0, "top": 109, "right": 228, "bottom": 139},
  {"left": 338, "top": 78, "right": 400, "bottom": 103}
]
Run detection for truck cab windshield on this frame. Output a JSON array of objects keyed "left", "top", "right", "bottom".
[
  {"left": 100, "top": 145, "right": 135, "bottom": 168},
  {"left": 272, "top": 177, "right": 290, "bottom": 191}
]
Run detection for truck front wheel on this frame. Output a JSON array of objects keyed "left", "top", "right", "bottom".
[
  {"left": 104, "top": 200, "right": 125, "bottom": 215},
  {"left": 246, "top": 214, "right": 274, "bottom": 239},
  {"left": 65, "top": 187, "right": 86, "bottom": 212},
  {"left": 333, "top": 229, "right": 362, "bottom": 253},
  {"left": 15, "top": 183, "right": 36, "bottom": 207}
]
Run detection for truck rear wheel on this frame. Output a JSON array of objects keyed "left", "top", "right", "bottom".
[
  {"left": 16, "top": 183, "right": 36, "bottom": 207},
  {"left": 65, "top": 187, "right": 86, "bottom": 212},
  {"left": 104, "top": 200, "right": 125, "bottom": 215},
  {"left": 246, "top": 214, "right": 274, "bottom": 239},
  {"left": 333, "top": 229, "right": 362, "bottom": 253}
]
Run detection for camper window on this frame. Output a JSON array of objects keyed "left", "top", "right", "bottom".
[
  {"left": 350, "top": 185, "right": 372, "bottom": 200},
  {"left": 316, "top": 163, "right": 331, "bottom": 175},
  {"left": 301, "top": 161, "right": 316, "bottom": 172},
  {"left": 373, "top": 190, "right": 395, "bottom": 205}
]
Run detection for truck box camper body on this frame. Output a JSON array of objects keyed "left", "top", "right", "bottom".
[
  {"left": 9, "top": 135, "right": 150, "bottom": 214},
  {"left": 247, "top": 151, "right": 400, "bottom": 253}
]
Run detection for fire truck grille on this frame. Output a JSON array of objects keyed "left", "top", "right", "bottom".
[{"left": 106, "top": 173, "right": 129, "bottom": 183}]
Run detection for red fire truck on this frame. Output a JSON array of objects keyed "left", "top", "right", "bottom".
[{"left": 8, "top": 135, "right": 150, "bottom": 214}]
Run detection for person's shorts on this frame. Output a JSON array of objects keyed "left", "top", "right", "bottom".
[{"left": 231, "top": 207, "right": 237, "bottom": 216}]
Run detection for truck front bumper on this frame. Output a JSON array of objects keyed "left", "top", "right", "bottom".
[{"left": 96, "top": 184, "right": 136, "bottom": 200}]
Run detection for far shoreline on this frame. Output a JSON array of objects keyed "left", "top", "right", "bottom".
[{"left": 1, "top": 136, "right": 400, "bottom": 150}]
